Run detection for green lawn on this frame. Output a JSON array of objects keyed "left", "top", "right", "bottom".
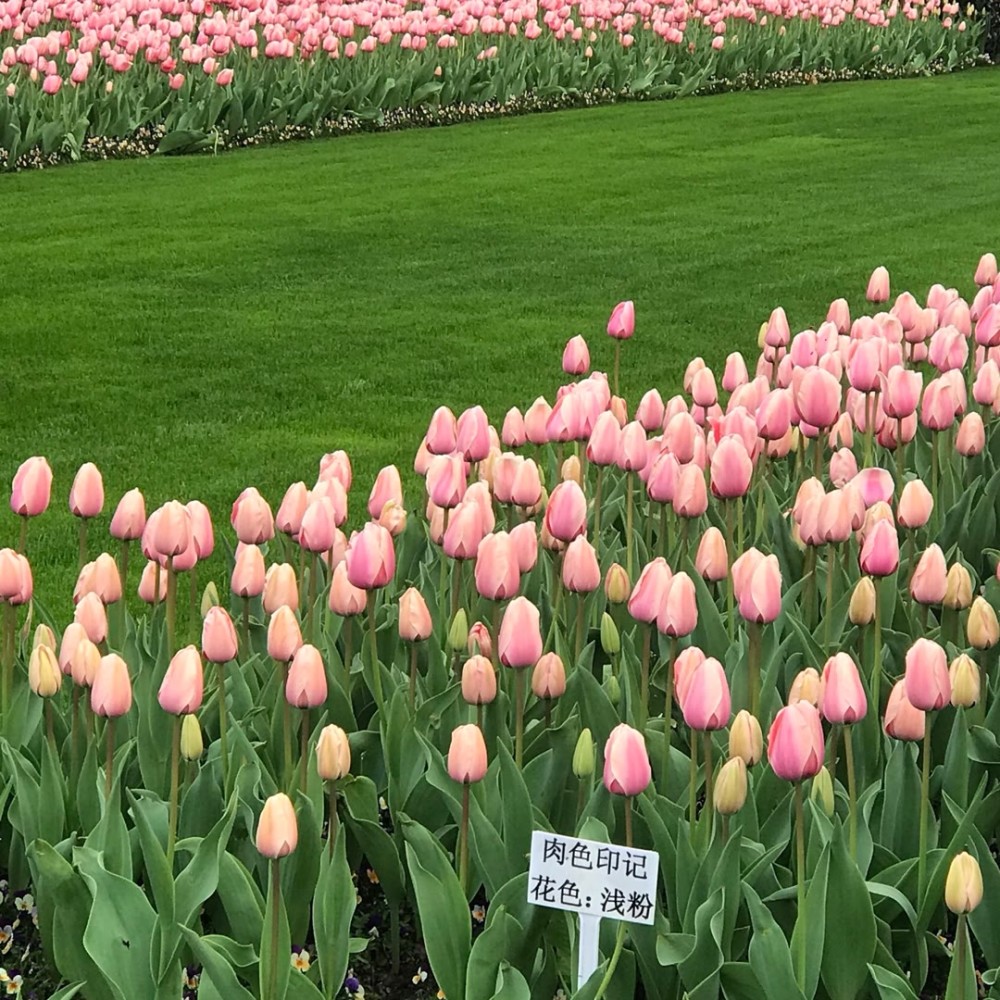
[{"left": 3, "top": 69, "right": 1000, "bottom": 615}]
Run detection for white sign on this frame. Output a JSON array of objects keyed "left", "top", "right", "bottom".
[{"left": 527, "top": 830, "right": 659, "bottom": 925}]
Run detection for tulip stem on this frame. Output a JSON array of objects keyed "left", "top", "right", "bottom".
[
  {"left": 514, "top": 669, "right": 526, "bottom": 769},
  {"left": 342, "top": 620, "right": 353, "bottom": 693},
  {"left": 955, "top": 913, "right": 970, "bottom": 1000},
  {"left": 803, "top": 548, "right": 817, "bottom": 632},
  {"left": 613, "top": 342, "right": 621, "bottom": 399},
  {"left": 736, "top": 496, "right": 745, "bottom": 555},
  {"left": 703, "top": 732, "right": 714, "bottom": 846},
  {"left": 624, "top": 795, "right": 633, "bottom": 848},
  {"left": 165, "top": 555, "right": 176, "bottom": 656},
  {"left": 367, "top": 595, "right": 384, "bottom": 715},
  {"left": 931, "top": 432, "right": 940, "bottom": 531},
  {"left": 824, "top": 544, "right": 835, "bottom": 653},
  {"left": 625, "top": 473, "right": 635, "bottom": 580},
  {"left": 408, "top": 644, "right": 418, "bottom": 710},
  {"left": 78, "top": 518, "right": 88, "bottom": 572},
  {"left": 217, "top": 661, "right": 230, "bottom": 792},
  {"left": 17, "top": 515, "right": 28, "bottom": 556},
  {"left": 308, "top": 553, "right": 318, "bottom": 645},
  {"left": 863, "top": 394, "right": 874, "bottom": 469},
  {"left": 748, "top": 621, "right": 762, "bottom": 720},
  {"left": 0, "top": 604, "right": 14, "bottom": 730},
  {"left": 282, "top": 664, "right": 293, "bottom": 789},
  {"left": 266, "top": 859, "right": 282, "bottom": 1000},
  {"left": 105, "top": 717, "right": 116, "bottom": 801},
  {"left": 639, "top": 623, "right": 651, "bottom": 731},
  {"left": 918, "top": 721, "right": 931, "bottom": 903},
  {"left": 189, "top": 565, "right": 198, "bottom": 626},
  {"left": 459, "top": 782, "right": 470, "bottom": 896},
  {"left": 725, "top": 502, "right": 735, "bottom": 641},
  {"left": 299, "top": 708, "right": 309, "bottom": 794},
  {"left": 154, "top": 561, "right": 162, "bottom": 610},
  {"left": 795, "top": 782, "right": 806, "bottom": 991},
  {"left": 241, "top": 596, "right": 251, "bottom": 660},
  {"left": 873, "top": 585, "right": 883, "bottom": 766},
  {"left": 593, "top": 468, "right": 604, "bottom": 544},
  {"left": 663, "top": 640, "right": 675, "bottom": 793},
  {"left": 476, "top": 702, "right": 484, "bottom": 731},
  {"left": 755, "top": 453, "right": 768, "bottom": 542},
  {"left": 70, "top": 687, "right": 81, "bottom": 786},
  {"left": 659, "top": 504, "right": 668, "bottom": 559},
  {"left": 166, "top": 715, "right": 180, "bottom": 867},
  {"left": 895, "top": 419, "right": 905, "bottom": 487},
  {"left": 44, "top": 700, "right": 56, "bottom": 756},
  {"left": 327, "top": 782, "right": 338, "bottom": 860},
  {"left": 592, "top": 921, "right": 627, "bottom": 1000},
  {"left": 451, "top": 558, "right": 462, "bottom": 631},
  {"left": 844, "top": 723, "right": 858, "bottom": 860},
  {"left": 688, "top": 732, "right": 698, "bottom": 838},
  {"left": 575, "top": 597, "right": 586, "bottom": 665}
]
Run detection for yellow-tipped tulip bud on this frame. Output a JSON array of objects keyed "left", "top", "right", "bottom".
[
  {"left": 604, "top": 563, "right": 631, "bottom": 605},
  {"left": 180, "top": 714, "right": 204, "bottom": 760},
  {"left": 849, "top": 577, "right": 876, "bottom": 626},
  {"left": 448, "top": 608, "right": 469, "bottom": 653},
  {"left": 33, "top": 623, "right": 56, "bottom": 652},
  {"left": 714, "top": 757, "right": 748, "bottom": 816},
  {"left": 573, "top": 728, "right": 596, "bottom": 779},
  {"left": 949, "top": 654, "right": 980, "bottom": 708},
  {"left": 28, "top": 645, "right": 61, "bottom": 698},
  {"left": 729, "top": 709, "right": 763, "bottom": 766},
  {"left": 810, "top": 767, "right": 835, "bottom": 817},
  {"left": 757, "top": 321, "right": 768, "bottom": 350},
  {"left": 943, "top": 564, "right": 973, "bottom": 610},
  {"left": 967, "top": 597, "right": 999, "bottom": 650},
  {"left": 201, "top": 581, "right": 220, "bottom": 617},
  {"left": 600, "top": 613, "right": 621, "bottom": 656},
  {"left": 945, "top": 852, "right": 983, "bottom": 914},
  {"left": 561, "top": 455, "right": 582, "bottom": 487}
]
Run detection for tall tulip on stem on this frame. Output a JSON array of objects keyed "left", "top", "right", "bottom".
[
  {"left": 732, "top": 549, "right": 782, "bottom": 719},
  {"left": 945, "top": 852, "right": 983, "bottom": 1000},
  {"left": 859, "top": 519, "right": 899, "bottom": 739},
  {"left": 628, "top": 558, "right": 671, "bottom": 731},
  {"left": 257, "top": 794, "right": 298, "bottom": 1000},
  {"left": 607, "top": 300, "right": 635, "bottom": 400},
  {"left": 399, "top": 588, "right": 433, "bottom": 709},
  {"left": 202, "top": 607, "right": 238, "bottom": 792},
  {"left": 499, "top": 597, "right": 543, "bottom": 768},
  {"left": 286, "top": 644, "right": 328, "bottom": 792},
  {"left": 10, "top": 456, "right": 53, "bottom": 557},
  {"left": 69, "top": 462, "right": 104, "bottom": 572},
  {"left": 657, "top": 572, "right": 698, "bottom": 781},
  {"left": 90, "top": 653, "right": 133, "bottom": 801},
  {"left": 448, "top": 724, "right": 487, "bottom": 895}
]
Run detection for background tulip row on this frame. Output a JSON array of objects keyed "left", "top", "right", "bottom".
[
  {"left": 3, "top": 254, "right": 1000, "bottom": 999},
  {"left": 0, "top": 0, "right": 985, "bottom": 169}
]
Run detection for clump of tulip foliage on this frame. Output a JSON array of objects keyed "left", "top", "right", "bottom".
[{"left": 2, "top": 253, "right": 1000, "bottom": 999}]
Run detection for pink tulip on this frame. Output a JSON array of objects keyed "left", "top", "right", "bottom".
[
  {"left": 91, "top": 653, "right": 132, "bottom": 717},
  {"left": 426, "top": 454, "right": 466, "bottom": 509},
  {"left": 859, "top": 519, "right": 899, "bottom": 577},
  {"left": 511, "top": 459, "right": 542, "bottom": 508},
  {"left": 524, "top": 398, "right": 552, "bottom": 445},
  {"left": 722, "top": 352, "right": 749, "bottom": 392},
  {"left": 66, "top": 462, "right": 103, "bottom": 518},
  {"left": 847, "top": 341, "right": 881, "bottom": 393},
  {"left": 732, "top": 549, "right": 781, "bottom": 624},
  {"left": 866, "top": 266, "right": 890, "bottom": 303},
  {"left": 904, "top": 638, "right": 951, "bottom": 711},
  {"left": 928, "top": 326, "right": 969, "bottom": 373},
  {"left": 602, "top": 723, "right": 651, "bottom": 795},
  {"left": 231, "top": 543, "right": 266, "bottom": 598},
  {"left": 827, "top": 298, "right": 851, "bottom": 334},
  {"left": 10, "top": 456, "right": 53, "bottom": 517},
  {"left": 897, "top": 479, "right": 933, "bottom": 529},
  {"left": 657, "top": 571, "right": 697, "bottom": 637},
  {"left": 544, "top": 481, "right": 587, "bottom": 542},
  {"left": 829, "top": 448, "right": 858, "bottom": 488},
  {"left": 852, "top": 468, "right": 894, "bottom": 507},
  {"left": 231, "top": 487, "right": 274, "bottom": 544},
  {"left": 766, "top": 701, "right": 824, "bottom": 781},
  {"left": 920, "top": 377, "right": 961, "bottom": 430},
  {"left": 442, "top": 501, "right": 485, "bottom": 560},
  {"left": 368, "top": 466, "right": 403, "bottom": 519},
  {"left": 501, "top": 407, "right": 527, "bottom": 447},
  {"left": 498, "top": 596, "right": 542, "bottom": 668},
  {"left": 448, "top": 724, "right": 488, "bottom": 783},
  {"left": 586, "top": 411, "right": 622, "bottom": 466},
  {"left": 764, "top": 307, "right": 790, "bottom": 348},
  {"left": 884, "top": 679, "right": 925, "bottom": 741},
  {"left": 973, "top": 360, "right": 1000, "bottom": 407},
  {"left": 263, "top": 564, "right": 299, "bottom": 615},
  {"left": 880, "top": 366, "right": 923, "bottom": 419},
  {"left": 345, "top": 523, "right": 395, "bottom": 590},
  {"left": 617, "top": 422, "right": 648, "bottom": 472},
  {"left": 819, "top": 653, "right": 867, "bottom": 724},
  {"left": 509, "top": 521, "right": 538, "bottom": 573},
  {"left": 562, "top": 536, "right": 601, "bottom": 593},
  {"left": 462, "top": 654, "right": 497, "bottom": 705},
  {"left": 158, "top": 645, "right": 204, "bottom": 714},
  {"left": 636, "top": 389, "right": 665, "bottom": 431},
  {"left": 329, "top": 561, "right": 367, "bottom": 616},
  {"left": 187, "top": 500, "right": 214, "bottom": 559},
  {"left": 672, "top": 463, "right": 708, "bottom": 518},
  {"left": 646, "top": 452, "right": 680, "bottom": 504},
  {"left": 426, "top": 406, "right": 458, "bottom": 455},
  {"left": 607, "top": 301, "right": 635, "bottom": 340},
  {"left": 562, "top": 335, "right": 590, "bottom": 375},
  {"left": 457, "top": 405, "right": 492, "bottom": 463},
  {"left": 215, "top": 67, "right": 233, "bottom": 85},
  {"left": 256, "top": 793, "right": 298, "bottom": 858},
  {"left": 975, "top": 253, "right": 998, "bottom": 287},
  {"left": 695, "top": 527, "right": 728, "bottom": 582},
  {"left": 755, "top": 389, "right": 792, "bottom": 440},
  {"left": 474, "top": 531, "right": 520, "bottom": 600},
  {"left": 682, "top": 657, "right": 731, "bottom": 730},
  {"left": 532, "top": 652, "right": 566, "bottom": 699},
  {"left": 673, "top": 645, "right": 706, "bottom": 709},
  {"left": 298, "top": 497, "right": 337, "bottom": 554},
  {"left": 956, "top": 413, "right": 986, "bottom": 456},
  {"left": 792, "top": 366, "right": 841, "bottom": 430},
  {"left": 910, "top": 544, "right": 947, "bottom": 605},
  {"left": 138, "top": 560, "right": 168, "bottom": 603},
  {"left": 710, "top": 435, "right": 753, "bottom": 498},
  {"left": 202, "top": 606, "right": 239, "bottom": 663},
  {"left": 628, "top": 558, "right": 671, "bottom": 624},
  {"left": 286, "top": 644, "right": 328, "bottom": 708},
  {"left": 267, "top": 605, "right": 302, "bottom": 662},
  {"left": 276, "top": 482, "right": 309, "bottom": 536}
]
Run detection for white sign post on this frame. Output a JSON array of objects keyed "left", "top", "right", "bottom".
[{"left": 526, "top": 830, "right": 660, "bottom": 990}]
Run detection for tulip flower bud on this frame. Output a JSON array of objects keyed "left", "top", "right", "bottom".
[
  {"left": 316, "top": 724, "right": 352, "bottom": 781},
  {"left": 849, "top": 577, "right": 877, "bottom": 626},
  {"left": 448, "top": 724, "right": 488, "bottom": 783},
  {"left": 201, "top": 581, "right": 220, "bottom": 617},
  {"left": 949, "top": 654, "right": 980, "bottom": 708},
  {"left": 603, "top": 723, "right": 650, "bottom": 796},
  {"left": 729, "top": 709, "right": 763, "bottom": 766},
  {"left": 448, "top": 609, "right": 469, "bottom": 652},
  {"left": 788, "top": 667, "right": 821, "bottom": 707},
  {"left": 467, "top": 621, "right": 492, "bottom": 660},
  {"left": 159, "top": 645, "right": 204, "bottom": 715},
  {"left": 714, "top": 757, "right": 748, "bottom": 816},
  {"left": 945, "top": 852, "right": 984, "bottom": 915},
  {"left": 967, "top": 596, "right": 999, "bottom": 650},
  {"left": 573, "top": 728, "right": 595, "bottom": 778},
  {"left": 74, "top": 591, "right": 108, "bottom": 644},
  {"left": 532, "top": 652, "right": 566, "bottom": 700},
  {"left": 461, "top": 654, "right": 496, "bottom": 705},
  {"left": 810, "top": 767, "right": 835, "bottom": 817},
  {"left": 180, "top": 714, "right": 204, "bottom": 761},
  {"left": 268, "top": 606, "right": 303, "bottom": 663},
  {"left": 91, "top": 653, "right": 133, "bottom": 718},
  {"left": 286, "top": 644, "right": 328, "bottom": 708},
  {"left": 943, "top": 564, "right": 973, "bottom": 610},
  {"left": 33, "top": 624, "right": 56, "bottom": 652},
  {"left": 604, "top": 673, "right": 621, "bottom": 706},
  {"left": 28, "top": 645, "right": 61, "bottom": 698},
  {"left": 600, "top": 613, "right": 621, "bottom": 656},
  {"left": 263, "top": 563, "right": 299, "bottom": 615},
  {"left": 256, "top": 793, "right": 298, "bottom": 858},
  {"left": 604, "top": 563, "right": 630, "bottom": 605},
  {"left": 561, "top": 455, "right": 582, "bottom": 486},
  {"left": 70, "top": 637, "right": 101, "bottom": 688},
  {"left": 399, "top": 587, "right": 433, "bottom": 643}
]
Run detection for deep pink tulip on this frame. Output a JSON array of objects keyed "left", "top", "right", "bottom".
[
  {"left": 231, "top": 487, "right": 274, "bottom": 544},
  {"left": 562, "top": 335, "right": 590, "bottom": 375},
  {"left": 819, "top": 653, "right": 867, "bottom": 724},
  {"left": 607, "top": 301, "right": 635, "bottom": 340},
  {"left": 602, "top": 723, "right": 651, "bottom": 795},
  {"left": 904, "top": 638, "right": 951, "bottom": 711},
  {"left": 682, "top": 657, "right": 731, "bottom": 731},
  {"left": 286, "top": 644, "right": 328, "bottom": 708},
  {"left": 91, "top": 653, "right": 132, "bottom": 717},
  {"left": 884, "top": 679, "right": 926, "bottom": 741},
  {"left": 158, "top": 645, "right": 204, "bottom": 714},
  {"left": 69, "top": 462, "right": 104, "bottom": 518},
  {"left": 498, "top": 596, "right": 542, "bottom": 668},
  {"left": 276, "top": 482, "right": 309, "bottom": 536},
  {"left": 10, "top": 456, "right": 53, "bottom": 517},
  {"left": 562, "top": 536, "right": 601, "bottom": 594},
  {"left": 766, "top": 702, "right": 825, "bottom": 781},
  {"left": 475, "top": 531, "right": 520, "bottom": 600},
  {"left": 202, "top": 606, "right": 239, "bottom": 663},
  {"left": 732, "top": 549, "right": 781, "bottom": 624},
  {"left": 657, "top": 571, "right": 697, "bottom": 637},
  {"left": 710, "top": 435, "right": 753, "bottom": 498},
  {"left": 345, "top": 523, "right": 395, "bottom": 590},
  {"left": 231, "top": 543, "right": 266, "bottom": 598},
  {"left": 859, "top": 519, "right": 899, "bottom": 577}
]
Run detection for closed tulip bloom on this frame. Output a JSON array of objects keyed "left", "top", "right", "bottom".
[
  {"left": 849, "top": 577, "right": 877, "bottom": 625},
  {"left": 729, "top": 709, "right": 763, "bottom": 766},
  {"left": 467, "top": 622, "right": 492, "bottom": 660},
  {"left": 562, "top": 537, "right": 601, "bottom": 594},
  {"left": 443, "top": 501, "right": 485, "bottom": 560},
  {"left": 897, "top": 480, "right": 933, "bottom": 530},
  {"left": 159, "top": 645, "right": 204, "bottom": 714},
  {"left": 945, "top": 852, "right": 984, "bottom": 915},
  {"left": 33, "top": 623, "right": 56, "bottom": 653},
  {"left": 904, "top": 638, "right": 951, "bottom": 711},
  {"left": 714, "top": 757, "right": 748, "bottom": 815},
  {"left": 866, "top": 265, "right": 890, "bottom": 303},
  {"left": 562, "top": 334, "right": 590, "bottom": 374},
  {"left": 276, "top": 482, "right": 309, "bottom": 536},
  {"left": 474, "top": 532, "right": 519, "bottom": 600},
  {"left": 367, "top": 466, "right": 403, "bottom": 520},
  {"left": 949, "top": 654, "right": 980, "bottom": 708},
  {"left": 426, "top": 406, "right": 459, "bottom": 455},
  {"left": 532, "top": 652, "right": 566, "bottom": 699},
  {"left": 733, "top": 550, "right": 782, "bottom": 624},
  {"left": 286, "top": 644, "right": 328, "bottom": 708},
  {"left": 910, "top": 545, "right": 948, "bottom": 605},
  {"left": 110, "top": 488, "right": 146, "bottom": 540},
  {"left": 261, "top": 563, "right": 297, "bottom": 615},
  {"left": 256, "top": 793, "right": 298, "bottom": 858},
  {"left": 657, "top": 572, "right": 698, "bottom": 637},
  {"left": 968, "top": 596, "right": 999, "bottom": 649},
  {"left": 975, "top": 253, "right": 998, "bottom": 287},
  {"left": 456, "top": 406, "right": 492, "bottom": 463},
  {"left": 425, "top": 454, "right": 465, "bottom": 510},
  {"left": 829, "top": 449, "right": 859, "bottom": 489},
  {"left": 788, "top": 667, "right": 821, "bottom": 707},
  {"left": 415, "top": 440, "right": 432, "bottom": 475},
  {"left": 956, "top": 413, "right": 986, "bottom": 456},
  {"left": 921, "top": 377, "right": 962, "bottom": 430},
  {"left": 28, "top": 645, "right": 61, "bottom": 698},
  {"left": 673, "top": 463, "right": 708, "bottom": 518},
  {"left": 852, "top": 468, "right": 895, "bottom": 508},
  {"left": 180, "top": 715, "right": 203, "bottom": 761},
  {"left": 826, "top": 297, "right": 851, "bottom": 334},
  {"left": 448, "top": 724, "right": 488, "bottom": 783},
  {"left": 767, "top": 702, "right": 825, "bottom": 781},
  {"left": 636, "top": 389, "right": 665, "bottom": 431},
  {"left": 152, "top": 500, "right": 193, "bottom": 558},
  {"left": 764, "top": 306, "right": 791, "bottom": 348},
  {"left": 722, "top": 352, "right": 749, "bottom": 392},
  {"left": 603, "top": 723, "right": 651, "bottom": 795},
  {"left": 228, "top": 544, "right": 264, "bottom": 599},
  {"left": 509, "top": 521, "right": 538, "bottom": 574},
  {"left": 682, "top": 657, "right": 731, "bottom": 730},
  {"left": 87, "top": 552, "right": 122, "bottom": 604},
  {"left": 710, "top": 436, "right": 753, "bottom": 498},
  {"left": 202, "top": 606, "right": 238, "bottom": 663},
  {"left": 74, "top": 591, "right": 107, "bottom": 644},
  {"left": 295, "top": 497, "right": 335, "bottom": 555},
  {"left": 398, "top": 587, "right": 433, "bottom": 642},
  {"left": 10, "top": 456, "right": 53, "bottom": 517},
  {"left": 186, "top": 501, "right": 214, "bottom": 558},
  {"left": 973, "top": 360, "right": 1000, "bottom": 408},
  {"left": 231, "top": 487, "right": 274, "bottom": 544},
  {"left": 311, "top": 477, "right": 348, "bottom": 528},
  {"left": 329, "top": 561, "right": 368, "bottom": 616},
  {"left": 268, "top": 606, "right": 302, "bottom": 662},
  {"left": 91, "top": 653, "right": 132, "bottom": 717},
  {"left": 501, "top": 407, "right": 527, "bottom": 447},
  {"left": 691, "top": 367, "right": 718, "bottom": 408},
  {"left": 859, "top": 519, "right": 899, "bottom": 577},
  {"left": 345, "top": 523, "right": 395, "bottom": 590},
  {"left": 607, "top": 300, "right": 635, "bottom": 340},
  {"left": 498, "top": 597, "right": 542, "bottom": 669},
  {"left": 544, "top": 481, "right": 587, "bottom": 542},
  {"left": 604, "top": 563, "right": 630, "bottom": 604},
  {"left": 628, "top": 557, "right": 671, "bottom": 624},
  {"left": 819, "top": 653, "right": 867, "bottom": 724},
  {"left": 674, "top": 645, "right": 706, "bottom": 709},
  {"left": 524, "top": 398, "right": 553, "bottom": 445},
  {"left": 585, "top": 411, "right": 621, "bottom": 467},
  {"left": 793, "top": 367, "right": 841, "bottom": 430},
  {"left": 318, "top": 450, "right": 353, "bottom": 491},
  {"left": 462, "top": 654, "right": 497, "bottom": 705},
  {"left": 510, "top": 459, "right": 542, "bottom": 508},
  {"left": 138, "top": 560, "right": 169, "bottom": 604},
  {"left": 928, "top": 326, "right": 969, "bottom": 373},
  {"left": 70, "top": 637, "right": 101, "bottom": 687},
  {"left": 561, "top": 455, "right": 583, "bottom": 487},
  {"left": 316, "top": 724, "right": 351, "bottom": 781},
  {"left": 884, "top": 679, "right": 925, "bottom": 741},
  {"left": 847, "top": 341, "right": 881, "bottom": 393},
  {"left": 944, "top": 564, "right": 974, "bottom": 610}
]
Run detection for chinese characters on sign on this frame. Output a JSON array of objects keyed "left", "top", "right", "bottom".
[{"left": 526, "top": 830, "right": 659, "bottom": 925}]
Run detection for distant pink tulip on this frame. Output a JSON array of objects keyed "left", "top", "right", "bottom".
[
  {"left": 299, "top": 497, "right": 338, "bottom": 554},
  {"left": 975, "top": 253, "right": 998, "bottom": 287},
  {"left": 866, "top": 266, "right": 890, "bottom": 303},
  {"left": 682, "top": 657, "right": 731, "bottom": 730},
  {"left": 501, "top": 408, "right": 526, "bottom": 447},
  {"left": 10, "top": 456, "right": 53, "bottom": 517},
  {"left": 345, "top": 523, "right": 395, "bottom": 590},
  {"left": 426, "top": 405, "right": 458, "bottom": 455},
  {"left": 607, "top": 300, "right": 635, "bottom": 340},
  {"left": 138, "top": 561, "right": 168, "bottom": 603},
  {"left": 457, "top": 405, "right": 492, "bottom": 463},
  {"left": 231, "top": 487, "right": 274, "bottom": 544},
  {"left": 767, "top": 702, "right": 824, "bottom": 781},
  {"left": 110, "top": 488, "right": 146, "bottom": 540},
  {"left": 276, "top": 482, "right": 309, "bottom": 536},
  {"left": 42, "top": 74, "right": 62, "bottom": 94},
  {"left": 215, "top": 67, "right": 233, "bottom": 85},
  {"left": 562, "top": 335, "right": 590, "bottom": 375},
  {"left": 722, "top": 352, "right": 749, "bottom": 392}
]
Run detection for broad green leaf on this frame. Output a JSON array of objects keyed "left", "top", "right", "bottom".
[
  {"left": 259, "top": 859, "right": 292, "bottom": 1000},
  {"left": 744, "top": 884, "right": 805, "bottom": 1000},
  {"left": 312, "top": 824, "right": 356, "bottom": 1000}
]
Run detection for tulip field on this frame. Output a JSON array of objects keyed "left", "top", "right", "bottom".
[{"left": 0, "top": 0, "right": 990, "bottom": 168}]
